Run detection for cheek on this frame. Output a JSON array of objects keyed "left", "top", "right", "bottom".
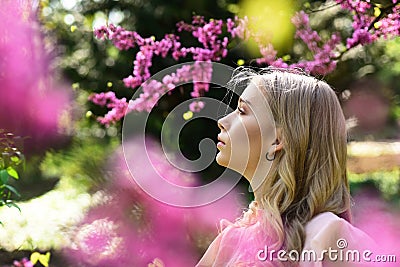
[
  {"left": 230, "top": 120, "right": 261, "bottom": 165},
  {"left": 230, "top": 123, "right": 251, "bottom": 152},
  {"left": 247, "top": 124, "right": 263, "bottom": 158},
  {"left": 218, "top": 122, "right": 250, "bottom": 167},
  {"left": 248, "top": 113, "right": 275, "bottom": 156}
]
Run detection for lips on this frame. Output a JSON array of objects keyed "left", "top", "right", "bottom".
[
  {"left": 217, "top": 135, "right": 225, "bottom": 149},
  {"left": 217, "top": 134, "right": 226, "bottom": 145}
]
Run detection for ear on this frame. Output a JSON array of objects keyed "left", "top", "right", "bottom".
[
  {"left": 275, "top": 127, "right": 284, "bottom": 152},
  {"left": 275, "top": 141, "right": 284, "bottom": 152}
]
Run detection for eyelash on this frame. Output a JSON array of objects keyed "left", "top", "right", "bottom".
[{"left": 237, "top": 106, "right": 245, "bottom": 114}]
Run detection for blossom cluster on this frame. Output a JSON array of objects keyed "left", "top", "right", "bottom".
[
  {"left": 253, "top": 11, "right": 341, "bottom": 74},
  {"left": 94, "top": 16, "right": 229, "bottom": 91},
  {"left": 290, "top": 11, "right": 341, "bottom": 74},
  {"left": 12, "top": 258, "right": 33, "bottom": 267},
  {"left": 253, "top": 0, "right": 399, "bottom": 73},
  {"left": 336, "top": 0, "right": 400, "bottom": 48},
  {"left": 176, "top": 15, "right": 229, "bottom": 61},
  {"left": 91, "top": 1, "right": 399, "bottom": 125},
  {"left": 89, "top": 16, "right": 261, "bottom": 125},
  {"left": 89, "top": 62, "right": 212, "bottom": 125},
  {"left": 92, "top": 16, "right": 235, "bottom": 125},
  {"left": 88, "top": 91, "right": 128, "bottom": 125}
]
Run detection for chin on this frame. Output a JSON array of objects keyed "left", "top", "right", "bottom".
[{"left": 215, "top": 153, "right": 228, "bottom": 167}]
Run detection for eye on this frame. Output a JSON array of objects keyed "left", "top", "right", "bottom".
[{"left": 237, "top": 105, "right": 245, "bottom": 114}]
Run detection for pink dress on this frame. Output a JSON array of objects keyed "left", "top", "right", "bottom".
[{"left": 196, "top": 201, "right": 379, "bottom": 267}]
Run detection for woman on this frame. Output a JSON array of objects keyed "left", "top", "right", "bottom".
[{"left": 196, "top": 68, "right": 377, "bottom": 266}]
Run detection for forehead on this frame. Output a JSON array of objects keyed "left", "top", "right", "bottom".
[
  {"left": 240, "top": 77, "right": 268, "bottom": 106},
  {"left": 240, "top": 76, "right": 276, "bottom": 128}
]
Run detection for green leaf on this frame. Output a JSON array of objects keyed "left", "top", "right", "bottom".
[
  {"left": 0, "top": 170, "right": 8, "bottom": 184},
  {"left": 6, "top": 166, "right": 19, "bottom": 179},
  {"left": 4, "top": 184, "right": 20, "bottom": 197}
]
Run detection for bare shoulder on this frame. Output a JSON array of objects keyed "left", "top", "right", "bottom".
[
  {"left": 301, "top": 212, "right": 377, "bottom": 266},
  {"left": 305, "top": 212, "right": 348, "bottom": 236},
  {"left": 304, "top": 212, "right": 373, "bottom": 245}
]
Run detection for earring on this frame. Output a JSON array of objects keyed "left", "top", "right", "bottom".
[
  {"left": 266, "top": 151, "right": 275, "bottom": 161},
  {"left": 266, "top": 140, "right": 278, "bottom": 161}
]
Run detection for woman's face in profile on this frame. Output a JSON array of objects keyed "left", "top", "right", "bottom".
[{"left": 216, "top": 79, "right": 276, "bottom": 178}]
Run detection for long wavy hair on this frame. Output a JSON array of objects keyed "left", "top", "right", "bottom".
[{"left": 227, "top": 67, "right": 352, "bottom": 265}]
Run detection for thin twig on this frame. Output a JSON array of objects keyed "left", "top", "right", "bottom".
[
  {"left": 306, "top": 2, "right": 341, "bottom": 13},
  {"left": 367, "top": 3, "right": 398, "bottom": 31}
]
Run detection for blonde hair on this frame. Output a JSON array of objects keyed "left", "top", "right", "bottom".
[{"left": 228, "top": 67, "right": 352, "bottom": 264}]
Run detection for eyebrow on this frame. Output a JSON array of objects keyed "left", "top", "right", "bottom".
[{"left": 238, "top": 97, "right": 251, "bottom": 106}]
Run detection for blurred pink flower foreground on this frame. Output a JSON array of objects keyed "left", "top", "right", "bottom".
[
  {"left": 66, "top": 137, "right": 245, "bottom": 266},
  {"left": 0, "top": 1, "right": 70, "bottom": 152}
]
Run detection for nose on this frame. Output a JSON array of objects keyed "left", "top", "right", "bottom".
[
  {"left": 217, "top": 118, "right": 225, "bottom": 131},
  {"left": 217, "top": 114, "right": 229, "bottom": 131}
]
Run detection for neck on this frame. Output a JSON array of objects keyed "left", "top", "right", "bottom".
[
  {"left": 245, "top": 162, "right": 272, "bottom": 208},
  {"left": 243, "top": 160, "right": 272, "bottom": 208},
  {"left": 253, "top": 190, "right": 262, "bottom": 207}
]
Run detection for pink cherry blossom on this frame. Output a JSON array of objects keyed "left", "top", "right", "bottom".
[
  {"left": 189, "top": 101, "right": 205, "bottom": 112},
  {"left": 12, "top": 258, "right": 34, "bottom": 267},
  {"left": 92, "top": 2, "right": 400, "bottom": 125}
]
